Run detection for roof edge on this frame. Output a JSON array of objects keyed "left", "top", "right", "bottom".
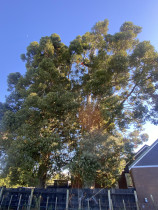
[
  {"left": 129, "top": 139, "right": 158, "bottom": 170},
  {"left": 135, "top": 144, "right": 149, "bottom": 158}
]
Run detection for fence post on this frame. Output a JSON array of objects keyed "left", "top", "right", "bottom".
[
  {"left": 66, "top": 189, "right": 69, "bottom": 210},
  {"left": 8, "top": 194, "right": 13, "bottom": 210},
  {"left": 87, "top": 199, "right": 90, "bottom": 210},
  {"left": 78, "top": 197, "right": 81, "bottom": 210},
  {"left": 123, "top": 199, "right": 126, "bottom": 210},
  {"left": 17, "top": 194, "right": 22, "bottom": 210},
  {"left": 108, "top": 190, "right": 112, "bottom": 210},
  {"left": 0, "top": 187, "right": 4, "bottom": 201},
  {"left": 0, "top": 195, "right": 4, "bottom": 208},
  {"left": 38, "top": 195, "right": 41, "bottom": 210},
  {"left": 111, "top": 198, "right": 113, "bottom": 210},
  {"left": 134, "top": 190, "right": 139, "bottom": 210},
  {"left": 99, "top": 198, "right": 102, "bottom": 210},
  {"left": 27, "top": 188, "right": 34, "bottom": 210},
  {"left": 55, "top": 197, "right": 57, "bottom": 210},
  {"left": 46, "top": 196, "right": 49, "bottom": 210}
]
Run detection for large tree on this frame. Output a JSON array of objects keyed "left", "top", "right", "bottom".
[
  {"left": 0, "top": 20, "right": 158, "bottom": 187},
  {"left": 0, "top": 34, "right": 79, "bottom": 187}
]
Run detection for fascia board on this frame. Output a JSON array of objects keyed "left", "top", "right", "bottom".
[{"left": 129, "top": 139, "right": 158, "bottom": 171}]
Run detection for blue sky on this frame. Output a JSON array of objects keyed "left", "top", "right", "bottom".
[{"left": 0, "top": 0, "right": 158, "bottom": 144}]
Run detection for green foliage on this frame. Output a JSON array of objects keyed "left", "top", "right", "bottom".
[
  {"left": 69, "top": 132, "right": 125, "bottom": 187},
  {"left": 0, "top": 19, "right": 158, "bottom": 188},
  {"left": 92, "top": 19, "right": 109, "bottom": 35}
]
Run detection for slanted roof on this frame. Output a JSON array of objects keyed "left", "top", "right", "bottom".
[
  {"left": 134, "top": 144, "right": 149, "bottom": 159},
  {"left": 129, "top": 139, "right": 158, "bottom": 170}
]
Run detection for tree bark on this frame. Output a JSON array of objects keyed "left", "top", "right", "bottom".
[{"left": 38, "top": 164, "right": 48, "bottom": 188}]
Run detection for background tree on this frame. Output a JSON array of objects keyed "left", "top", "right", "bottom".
[
  {"left": 0, "top": 20, "right": 157, "bottom": 187},
  {"left": 68, "top": 20, "right": 158, "bottom": 187}
]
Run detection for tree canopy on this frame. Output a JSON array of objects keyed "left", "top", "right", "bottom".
[{"left": 0, "top": 20, "right": 157, "bottom": 188}]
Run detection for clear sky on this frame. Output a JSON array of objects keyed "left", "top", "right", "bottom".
[{"left": 0, "top": 0, "right": 158, "bottom": 145}]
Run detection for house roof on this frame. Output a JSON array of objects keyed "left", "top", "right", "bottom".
[
  {"left": 134, "top": 144, "right": 149, "bottom": 159},
  {"left": 129, "top": 139, "right": 158, "bottom": 170}
]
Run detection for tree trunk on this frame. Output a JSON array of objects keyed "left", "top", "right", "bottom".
[{"left": 37, "top": 164, "right": 48, "bottom": 188}]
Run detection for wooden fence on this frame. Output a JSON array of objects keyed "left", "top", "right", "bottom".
[{"left": 0, "top": 187, "right": 138, "bottom": 210}]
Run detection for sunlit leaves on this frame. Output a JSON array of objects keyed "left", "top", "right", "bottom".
[{"left": 0, "top": 19, "right": 158, "bottom": 188}]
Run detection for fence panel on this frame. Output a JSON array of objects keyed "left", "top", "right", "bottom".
[{"left": 0, "top": 187, "right": 137, "bottom": 210}]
